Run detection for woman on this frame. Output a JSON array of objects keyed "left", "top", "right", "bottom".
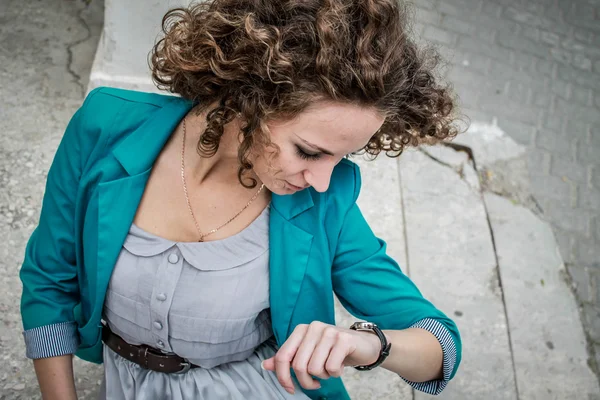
[{"left": 20, "top": 0, "right": 462, "bottom": 399}]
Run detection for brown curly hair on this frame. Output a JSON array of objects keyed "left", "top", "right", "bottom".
[{"left": 150, "top": 0, "right": 459, "bottom": 187}]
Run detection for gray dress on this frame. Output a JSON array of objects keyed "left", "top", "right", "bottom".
[{"left": 98, "top": 206, "right": 311, "bottom": 400}]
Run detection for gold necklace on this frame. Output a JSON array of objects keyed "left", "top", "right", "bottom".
[{"left": 181, "top": 117, "right": 265, "bottom": 242}]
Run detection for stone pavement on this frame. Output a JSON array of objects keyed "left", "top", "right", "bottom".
[
  {"left": 1, "top": 0, "right": 599, "bottom": 399},
  {"left": 408, "top": 0, "right": 600, "bottom": 376}
]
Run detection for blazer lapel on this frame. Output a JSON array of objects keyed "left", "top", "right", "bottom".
[
  {"left": 94, "top": 96, "right": 193, "bottom": 320},
  {"left": 269, "top": 190, "right": 314, "bottom": 345},
  {"left": 95, "top": 173, "right": 151, "bottom": 312}
]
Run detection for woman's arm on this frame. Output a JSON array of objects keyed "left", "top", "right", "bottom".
[
  {"left": 379, "top": 328, "right": 443, "bottom": 382},
  {"left": 21, "top": 90, "right": 104, "bottom": 397},
  {"left": 329, "top": 163, "right": 461, "bottom": 394},
  {"left": 33, "top": 355, "right": 77, "bottom": 400},
  {"left": 331, "top": 204, "right": 461, "bottom": 393},
  {"left": 261, "top": 321, "right": 447, "bottom": 394}
]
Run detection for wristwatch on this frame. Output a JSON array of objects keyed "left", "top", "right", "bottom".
[{"left": 349, "top": 321, "right": 392, "bottom": 371}]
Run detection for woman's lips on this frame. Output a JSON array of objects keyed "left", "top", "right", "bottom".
[{"left": 286, "top": 181, "right": 305, "bottom": 191}]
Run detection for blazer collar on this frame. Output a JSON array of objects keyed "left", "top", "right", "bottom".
[
  {"left": 271, "top": 189, "right": 314, "bottom": 220},
  {"left": 111, "top": 94, "right": 314, "bottom": 220},
  {"left": 112, "top": 95, "right": 195, "bottom": 176}
]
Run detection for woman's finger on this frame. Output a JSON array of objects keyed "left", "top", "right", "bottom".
[
  {"left": 261, "top": 356, "right": 276, "bottom": 371},
  {"left": 291, "top": 323, "right": 325, "bottom": 389},
  {"left": 306, "top": 326, "right": 339, "bottom": 380},
  {"left": 273, "top": 324, "right": 309, "bottom": 394},
  {"left": 324, "top": 332, "right": 354, "bottom": 378}
]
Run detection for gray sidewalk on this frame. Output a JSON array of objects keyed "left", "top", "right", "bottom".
[{"left": 1, "top": 0, "right": 599, "bottom": 399}]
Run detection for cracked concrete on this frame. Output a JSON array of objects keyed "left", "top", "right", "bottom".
[
  {"left": 0, "top": 0, "right": 104, "bottom": 398},
  {"left": 66, "top": 5, "right": 94, "bottom": 97},
  {"left": 399, "top": 147, "right": 517, "bottom": 399},
  {"left": 418, "top": 146, "right": 480, "bottom": 191},
  {"left": 453, "top": 121, "right": 540, "bottom": 213},
  {"left": 453, "top": 121, "right": 599, "bottom": 388},
  {"left": 485, "top": 192, "right": 599, "bottom": 399}
]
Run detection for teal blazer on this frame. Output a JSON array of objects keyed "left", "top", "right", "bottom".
[{"left": 20, "top": 87, "right": 461, "bottom": 400}]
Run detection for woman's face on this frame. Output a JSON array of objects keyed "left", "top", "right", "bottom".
[{"left": 251, "top": 101, "right": 385, "bottom": 195}]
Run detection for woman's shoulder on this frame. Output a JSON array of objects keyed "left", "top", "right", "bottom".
[
  {"left": 75, "top": 86, "right": 189, "bottom": 147},
  {"left": 328, "top": 158, "right": 362, "bottom": 203},
  {"left": 59, "top": 87, "right": 190, "bottom": 177},
  {"left": 80, "top": 87, "right": 185, "bottom": 130},
  {"left": 87, "top": 86, "right": 176, "bottom": 108}
]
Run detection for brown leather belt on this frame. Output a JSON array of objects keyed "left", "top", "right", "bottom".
[{"left": 102, "top": 325, "right": 199, "bottom": 374}]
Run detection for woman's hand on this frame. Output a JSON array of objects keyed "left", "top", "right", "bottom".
[{"left": 261, "top": 321, "right": 383, "bottom": 394}]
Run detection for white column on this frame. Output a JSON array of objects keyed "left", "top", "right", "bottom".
[{"left": 88, "top": 0, "right": 192, "bottom": 94}]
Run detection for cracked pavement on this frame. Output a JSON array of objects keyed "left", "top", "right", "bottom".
[
  {"left": 66, "top": 2, "right": 94, "bottom": 98},
  {"left": 0, "top": 0, "right": 104, "bottom": 398}
]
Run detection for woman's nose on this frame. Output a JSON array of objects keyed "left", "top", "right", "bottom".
[{"left": 304, "top": 164, "right": 333, "bottom": 193}]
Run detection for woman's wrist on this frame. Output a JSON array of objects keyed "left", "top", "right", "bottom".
[
  {"left": 347, "top": 323, "right": 392, "bottom": 370},
  {"left": 356, "top": 329, "right": 383, "bottom": 366}
]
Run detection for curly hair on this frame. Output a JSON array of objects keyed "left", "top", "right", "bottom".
[{"left": 150, "top": 0, "right": 459, "bottom": 187}]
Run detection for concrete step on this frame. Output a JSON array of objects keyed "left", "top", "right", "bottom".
[
  {"left": 485, "top": 192, "right": 599, "bottom": 399},
  {"left": 399, "top": 148, "right": 516, "bottom": 400}
]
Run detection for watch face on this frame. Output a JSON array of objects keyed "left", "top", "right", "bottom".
[{"left": 351, "top": 322, "right": 374, "bottom": 330}]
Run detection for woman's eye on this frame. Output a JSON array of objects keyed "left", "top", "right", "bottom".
[{"left": 295, "top": 145, "right": 321, "bottom": 161}]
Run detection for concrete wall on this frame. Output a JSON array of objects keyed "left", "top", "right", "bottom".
[{"left": 88, "top": 0, "right": 190, "bottom": 93}]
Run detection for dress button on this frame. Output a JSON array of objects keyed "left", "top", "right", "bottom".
[
  {"left": 154, "top": 321, "right": 163, "bottom": 330},
  {"left": 156, "top": 293, "right": 167, "bottom": 301},
  {"left": 168, "top": 253, "right": 179, "bottom": 264},
  {"left": 157, "top": 340, "right": 164, "bottom": 348}
]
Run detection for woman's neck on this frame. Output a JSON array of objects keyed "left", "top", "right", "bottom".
[{"left": 182, "top": 109, "right": 249, "bottom": 187}]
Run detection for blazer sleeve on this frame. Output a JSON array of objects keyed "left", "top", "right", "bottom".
[
  {"left": 19, "top": 88, "right": 102, "bottom": 358},
  {"left": 331, "top": 162, "right": 462, "bottom": 381}
]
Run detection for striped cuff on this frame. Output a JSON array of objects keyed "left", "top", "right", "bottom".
[
  {"left": 23, "top": 321, "right": 80, "bottom": 359},
  {"left": 402, "top": 318, "right": 457, "bottom": 395}
]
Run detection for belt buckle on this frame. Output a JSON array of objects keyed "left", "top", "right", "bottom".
[{"left": 175, "top": 361, "right": 191, "bottom": 374}]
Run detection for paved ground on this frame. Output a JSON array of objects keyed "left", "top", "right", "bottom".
[
  {"left": 1, "top": 0, "right": 599, "bottom": 399},
  {"left": 0, "top": 0, "right": 106, "bottom": 398},
  {"left": 409, "top": 0, "right": 600, "bottom": 372}
]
